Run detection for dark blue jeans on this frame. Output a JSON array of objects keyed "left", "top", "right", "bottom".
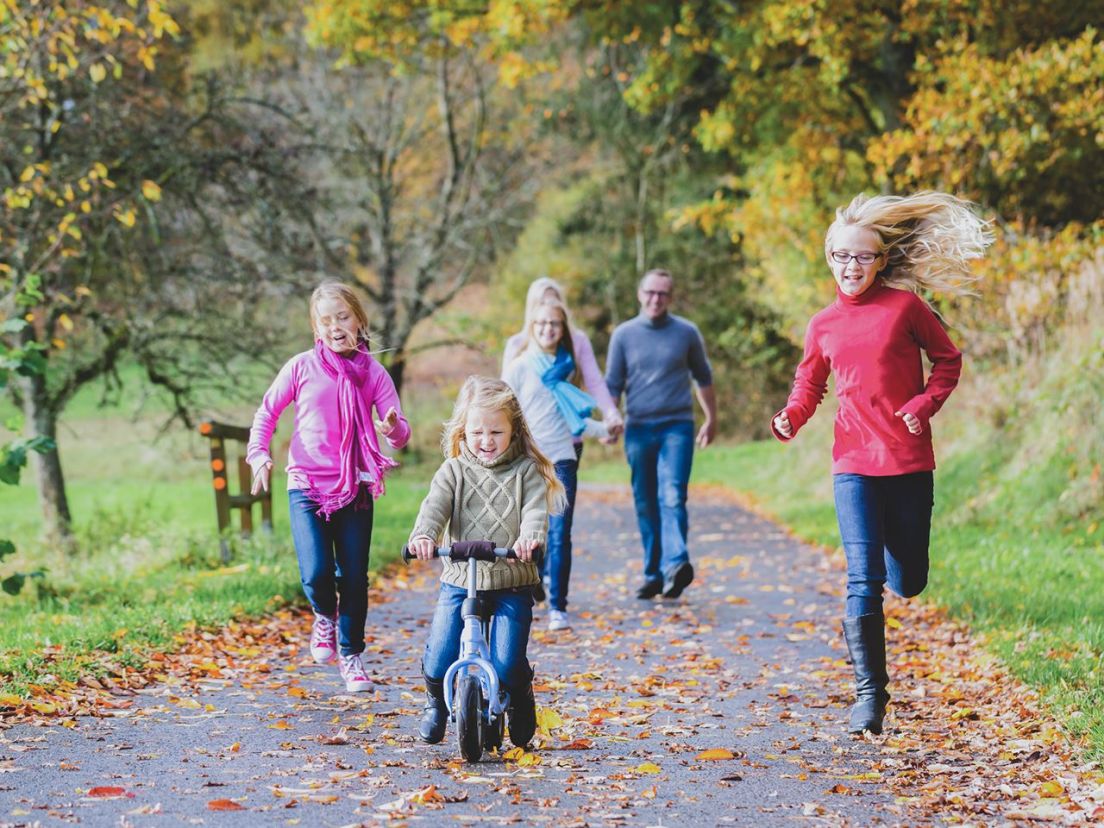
[
  {"left": 624, "top": 419, "right": 695, "bottom": 585},
  {"left": 833, "top": 472, "right": 934, "bottom": 617},
  {"left": 422, "top": 583, "right": 534, "bottom": 689},
  {"left": 545, "top": 459, "right": 579, "bottom": 612},
  {"left": 288, "top": 489, "right": 373, "bottom": 656}
]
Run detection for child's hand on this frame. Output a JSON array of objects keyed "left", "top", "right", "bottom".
[
  {"left": 773, "top": 411, "right": 793, "bottom": 439},
  {"left": 512, "top": 539, "right": 540, "bottom": 564},
  {"left": 408, "top": 536, "right": 437, "bottom": 560},
  {"left": 251, "top": 461, "right": 273, "bottom": 495},
  {"left": 377, "top": 407, "right": 399, "bottom": 436},
  {"left": 895, "top": 410, "right": 923, "bottom": 435}
]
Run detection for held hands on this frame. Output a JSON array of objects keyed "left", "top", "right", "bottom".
[
  {"left": 696, "top": 419, "right": 717, "bottom": 449},
  {"left": 376, "top": 406, "right": 399, "bottom": 436},
  {"left": 408, "top": 535, "right": 437, "bottom": 560},
  {"left": 773, "top": 411, "right": 794, "bottom": 439},
  {"left": 512, "top": 538, "right": 541, "bottom": 564},
  {"left": 250, "top": 461, "right": 273, "bottom": 495},
  {"left": 895, "top": 410, "right": 923, "bottom": 435}
]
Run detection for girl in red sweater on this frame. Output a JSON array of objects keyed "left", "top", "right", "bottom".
[{"left": 772, "top": 192, "right": 992, "bottom": 735}]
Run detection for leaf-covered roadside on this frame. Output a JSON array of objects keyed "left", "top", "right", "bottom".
[{"left": 1, "top": 491, "right": 1102, "bottom": 824}]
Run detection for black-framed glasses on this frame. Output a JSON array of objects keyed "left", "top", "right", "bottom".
[
  {"left": 533, "top": 320, "right": 563, "bottom": 329},
  {"left": 641, "top": 290, "right": 671, "bottom": 299},
  {"left": 830, "top": 251, "right": 880, "bottom": 266}
]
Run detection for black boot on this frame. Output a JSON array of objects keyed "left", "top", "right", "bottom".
[
  {"left": 842, "top": 613, "right": 890, "bottom": 735},
  {"left": 419, "top": 671, "right": 448, "bottom": 744},
  {"left": 507, "top": 668, "right": 537, "bottom": 748}
]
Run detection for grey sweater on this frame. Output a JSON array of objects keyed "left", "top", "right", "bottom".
[
  {"left": 409, "top": 441, "right": 547, "bottom": 591},
  {"left": 605, "top": 313, "right": 713, "bottom": 426}
]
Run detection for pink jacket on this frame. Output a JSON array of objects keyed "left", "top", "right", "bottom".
[{"left": 247, "top": 349, "right": 411, "bottom": 492}]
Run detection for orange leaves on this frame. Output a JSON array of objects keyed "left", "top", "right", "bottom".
[
  {"left": 87, "top": 786, "right": 133, "bottom": 799},
  {"left": 695, "top": 748, "right": 736, "bottom": 761},
  {"left": 207, "top": 799, "right": 245, "bottom": 811}
]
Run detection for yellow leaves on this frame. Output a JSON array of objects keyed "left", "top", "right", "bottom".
[
  {"left": 89, "top": 64, "right": 106, "bottom": 83},
  {"left": 114, "top": 208, "right": 136, "bottom": 228},
  {"left": 0, "top": 694, "right": 23, "bottom": 707},
  {"left": 268, "top": 720, "right": 293, "bottom": 730},
  {"left": 633, "top": 761, "right": 662, "bottom": 775},
  {"left": 170, "top": 696, "right": 201, "bottom": 709},
  {"left": 886, "top": 617, "right": 903, "bottom": 630},
  {"left": 141, "top": 180, "right": 162, "bottom": 201},
  {"left": 501, "top": 747, "right": 541, "bottom": 766},
  {"left": 535, "top": 705, "right": 563, "bottom": 735},
  {"left": 696, "top": 748, "right": 736, "bottom": 761}
]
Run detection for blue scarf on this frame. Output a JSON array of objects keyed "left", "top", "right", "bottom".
[{"left": 529, "top": 346, "right": 597, "bottom": 437}]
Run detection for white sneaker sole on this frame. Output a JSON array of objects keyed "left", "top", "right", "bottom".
[{"left": 311, "top": 648, "right": 337, "bottom": 664}]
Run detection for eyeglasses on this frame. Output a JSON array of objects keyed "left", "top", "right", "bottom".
[
  {"left": 533, "top": 320, "right": 563, "bottom": 329},
  {"left": 641, "top": 290, "right": 671, "bottom": 299},
  {"left": 830, "top": 251, "right": 881, "bottom": 266}
]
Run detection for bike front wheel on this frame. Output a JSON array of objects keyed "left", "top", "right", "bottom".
[{"left": 455, "top": 674, "right": 483, "bottom": 762}]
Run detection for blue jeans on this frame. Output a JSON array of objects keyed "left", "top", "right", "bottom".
[
  {"left": 422, "top": 583, "right": 534, "bottom": 689},
  {"left": 545, "top": 459, "right": 579, "bottom": 612},
  {"left": 624, "top": 419, "right": 695, "bottom": 584},
  {"left": 833, "top": 472, "right": 934, "bottom": 617},
  {"left": 288, "top": 489, "right": 373, "bottom": 656}
]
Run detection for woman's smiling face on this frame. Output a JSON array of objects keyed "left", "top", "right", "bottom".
[{"left": 828, "top": 225, "right": 885, "bottom": 297}]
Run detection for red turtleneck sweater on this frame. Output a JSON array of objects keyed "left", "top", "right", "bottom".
[{"left": 772, "top": 280, "right": 962, "bottom": 475}]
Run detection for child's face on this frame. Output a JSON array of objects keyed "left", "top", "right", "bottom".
[
  {"left": 314, "top": 296, "right": 360, "bottom": 354},
  {"left": 827, "top": 225, "right": 885, "bottom": 297},
  {"left": 531, "top": 305, "right": 565, "bottom": 353},
  {"left": 465, "top": 406, "right": 513, "bottom": 463}
]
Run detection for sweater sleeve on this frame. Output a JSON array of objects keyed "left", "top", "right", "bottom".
[
  {"left": 409, "top": 460, "right": 458, "bottom": 543},
  {"left": 896, "top": 298, "right": 963, "bottom": 425},
  {"left": 502, "top": 331, "right": 525, "bottom": 374},
  {"left": 369, "top": 363, "right": 411, "bottom": 450},
  {"left": 772, "top": 320, "right": 830, "bottom": 442},
  {"left": 604, "top": 326, "right": 626, "bottom": 402},
  {"left": 573, "top": 330, "right": 620, "bottom": 421},
  {"left": 246, "top": 357, "right": 297, "bottom": 474},
  {"left": 686, "top": 322, "right": 714, "bottom": 387},
  {"left": 518, "top": 461, "right": 549, "bottom": 545}
]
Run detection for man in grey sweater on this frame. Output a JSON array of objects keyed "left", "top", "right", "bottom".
[{"left": 606, "top": 268, "right": 717, "bottom": 600}]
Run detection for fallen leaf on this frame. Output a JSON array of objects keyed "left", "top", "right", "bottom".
[
  {"left": 696, "top": 748, "right": 735, "bottom": 761},
  {"left": 207, "top": 799, "right": 246, "bottom": 811}
]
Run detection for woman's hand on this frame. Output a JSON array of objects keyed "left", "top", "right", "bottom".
[
  {"left": 377, "top": 406, "right": 399, "bottom": 436},
  {"left": 512, "top": 539, "right": 541, "bottom": 564},
  {"left": 251, "top": 461, "right": 273, "bottom": 495},
  {"left": 772, "top": 411, "right": 793, "bottom": 439},
  {"left": 895, "top": 410, "right": 923, "bottom": 435},
  {"left": 408, "top": 536, "right": 437, "bottom": 560}
]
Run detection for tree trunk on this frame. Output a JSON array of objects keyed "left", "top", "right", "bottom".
[
  {"left": 21, "top": 369, "right": 73, "bottom": 545},
  {"left": 387, "top": 347, "right": 406, "bottom": 401}
]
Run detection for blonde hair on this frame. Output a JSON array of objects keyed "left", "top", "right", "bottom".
[
  {"left": 825, "top": 192, "right": 994, "bottom": 297},
  {"left": 517, "top": 298, "right": 578, "bottom": 378},
  {"left": 441, "top": 376, "right": 567, "bottom": 514},
  {"left": 309, "top": 281, "right": 370, "bottom": 344},
  {"left": 522, "top": 276, "right": 566, "bottom": 332}
]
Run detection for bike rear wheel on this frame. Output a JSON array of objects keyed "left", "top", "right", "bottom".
[{"left": 455, "top": 675, "right": 483, "bottom": 762}]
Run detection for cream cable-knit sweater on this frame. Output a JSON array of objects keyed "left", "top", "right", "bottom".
[{"left": 409, "top": 441, "right": 547, "bottom": 591}]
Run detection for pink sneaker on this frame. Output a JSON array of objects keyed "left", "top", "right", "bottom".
[
  {"left": 339, "top": 653, "right": 373, "bottom": 693},
  {"left": 309, "top": 613, "right": 337, "bottom": 664}
]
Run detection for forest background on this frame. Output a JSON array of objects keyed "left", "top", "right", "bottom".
[{"left": 2, "top": 1, "right": 1103, "bottom": 755}]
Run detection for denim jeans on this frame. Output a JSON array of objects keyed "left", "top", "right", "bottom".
[
  {"left": 422, "top": 583, "right": 534, "bottom": 689},
  {"left": 624, "top": 419, "right": 695, "bottom": 584},
  {"left": 545, "top": 459, "right": 579, "bottom": 612},
  {"left": 833, "top": 472, "right": 934, "bottom": 617},
  {"left": 288, "top": 489, "right": 373, "bottom": 656}
]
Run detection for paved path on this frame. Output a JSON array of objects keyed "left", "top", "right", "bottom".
[{"left": 0, "top": 486, "right": 1072, "bottom": 826}]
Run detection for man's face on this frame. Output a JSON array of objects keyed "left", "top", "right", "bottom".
[{"left": 637, "top": 274, "right": 673, "bottom": 320}]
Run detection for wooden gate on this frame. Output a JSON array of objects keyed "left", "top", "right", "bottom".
[{"left": 198, "top": 421, "right": 273, "bottom": 562}]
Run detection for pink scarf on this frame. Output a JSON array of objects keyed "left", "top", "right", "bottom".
[{"left": 307, "top": 340, "right": 398, "bottom": 519}]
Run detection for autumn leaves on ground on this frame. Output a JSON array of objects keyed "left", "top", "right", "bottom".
[{"left": 2, "top": 490, "right": 1102, "bottom": 826}]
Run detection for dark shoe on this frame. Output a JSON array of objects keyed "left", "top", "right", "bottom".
[
  {"left": 418, "top": 671, "right": 448, "bottom": 744},
  {"left": 507, "top": 668, "right": 537, "bottom": 748},
  {"left": 635, "top": 580, "right": 663, "bottom": 599},
  {"left": 662, "top": 562, "right": 694, "bottom": 599},
  {"left": 842, "top": 613, "right": 890, "bottom": 735}
]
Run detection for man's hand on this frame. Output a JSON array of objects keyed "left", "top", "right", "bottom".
[
  {"left": 377, "top": 406, "right": 399, "bottom": 436},
  {"left": 773, "top": 411, "right": 793, "bottom": 439},
  {"left": 513, "top": 539, "right": 541, "bottom": 564},
  {"left": 251, "top": 461, "right": 273, "bottom": 495},
  {"left": 408, "top": 536, "right": 437, "bottom": 560},
  {"left": 895, "top": 410, "right": 923, "bottom": 435},
  {"left": 696, "top": 419, "right": 716, "bottom": 449}
]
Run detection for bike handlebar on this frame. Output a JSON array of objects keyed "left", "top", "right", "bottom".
[{"left": 402, "top": 539, "right": 542, "bottom": 567}]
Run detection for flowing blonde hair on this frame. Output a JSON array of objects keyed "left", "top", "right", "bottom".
[
  {"left": 309, "top": 281, "right": 371, "bottom": 344},
  {"left": 826, "top": 192, "right": 994, "bottom": 297},
  {"left": 517, "top": 298, "right": 578, "bottom": 378},
  {"left": 441, "top": 376, "right": 567, "bottom": 515},
  {"left": 522, "top": 276, "right": 566, "bottom": 330}
]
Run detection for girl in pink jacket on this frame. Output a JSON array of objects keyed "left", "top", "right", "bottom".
[{"left": 248, "top": 282, "right": 411, "bottom": 692}]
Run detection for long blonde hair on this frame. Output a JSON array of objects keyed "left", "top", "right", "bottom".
[
  {"left": 309, "top": 281, "right": 371, "bottom": 344},
  {"left": 826, "top": 192, "right": 994, "bottom": 297},
  {"left": 522, "top": 276, "right": 566, "bottom": 331},
  {"left": 441, "top": 376, "right": 567, "bottom": 514},
  {"left": 517, "top": 298, "right": 578, "bottom": 378}
]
